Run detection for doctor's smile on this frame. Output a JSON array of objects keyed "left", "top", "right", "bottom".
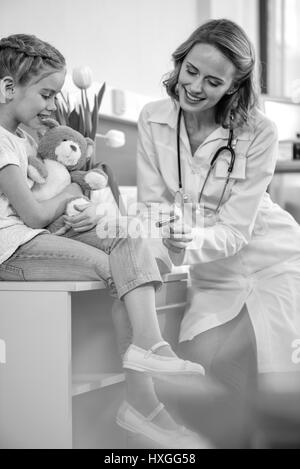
[{"left": 184, "top": 89, "right": 204, "bottom": 104}]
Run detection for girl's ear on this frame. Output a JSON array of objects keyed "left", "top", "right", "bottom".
[{"left": 0, "top": 76, "right": 15, "bottom": 103}]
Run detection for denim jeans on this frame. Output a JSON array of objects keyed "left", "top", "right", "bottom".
[{"left": 0, "top": 225, "right": 162, "bottom": 299}]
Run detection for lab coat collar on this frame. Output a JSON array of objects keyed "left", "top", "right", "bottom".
[
  {"left": 147, "top": 98, "right": 251, "bottom": 142},
  {"left": 148, "top": 98, "right": 179, "bottom": 128}
]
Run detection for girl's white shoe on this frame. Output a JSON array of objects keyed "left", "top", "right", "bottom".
[
  {"left": 123, "top": 341, "right": 205, "bottom": 376},
  {"left": 116, "top": 400, "right": 213, "bottom": 449}
]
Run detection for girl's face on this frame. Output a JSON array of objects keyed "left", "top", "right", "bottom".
[
  {"left": 177, "top": 43, "right": 236, "bottom": 115},
  {"left": 12, "top": 68, "right": 66, "bottom": 128}
]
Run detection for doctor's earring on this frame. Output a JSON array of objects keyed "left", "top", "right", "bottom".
[{"left": 175, "top": 83, "right": 179, "bottom": 96}]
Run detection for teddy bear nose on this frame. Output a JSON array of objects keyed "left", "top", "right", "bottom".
[{"left": 70, "top": 144, "right": 77, "bottom": 151}]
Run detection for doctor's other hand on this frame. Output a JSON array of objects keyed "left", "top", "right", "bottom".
[
  {"left": 63, "top": 202, "right": 99, "bottom": 232},
  {"left": 163, "top": 219, "right": 193, "bottom": 253}
]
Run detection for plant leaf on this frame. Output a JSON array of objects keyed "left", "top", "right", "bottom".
[
  {"left": 84, "top": 89, "right": 92, "bottom": 138},
  {"left": 66, "top": 94, "right": 71, "bottom": 110},
  {"left": 68, "top": 108, "right": 80, "bottom": 132},
  {"left": 63, "top": 106, "right": 70, "bottom": 126},
  {"left": 91, "top": 94, "right": 98, "bottom": 140},
  {"left": 78, "top": 105, "right": 86, "bottom": 136},
  {"left": 59, "top": 91, "right": 69, "bottom": 109},
  {"left": 54, "top": 100, "right": 65, "bottom": 125},
  {"left": 97, "top": 82, "right": 106, "bottom": 109}
]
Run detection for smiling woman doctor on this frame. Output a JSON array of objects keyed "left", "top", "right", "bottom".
[{"left": 137, "top": 18, "right": 300, "bottom": 392}]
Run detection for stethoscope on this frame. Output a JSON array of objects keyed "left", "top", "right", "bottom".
[{"left": 175, "top": 107, "right": 236, "bottom": 213}]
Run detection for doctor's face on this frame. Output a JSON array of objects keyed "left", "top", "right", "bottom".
[{"left": 177, "top": 43, "right": 236, "bottom": 114}]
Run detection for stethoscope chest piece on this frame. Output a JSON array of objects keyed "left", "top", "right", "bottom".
[{"left": 174, "top": 189, "right": 190, "bottom": 211}]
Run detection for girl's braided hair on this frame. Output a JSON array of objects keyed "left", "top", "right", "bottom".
[{"left": 0, "top": 34, "right": 65, "bottom": 85}]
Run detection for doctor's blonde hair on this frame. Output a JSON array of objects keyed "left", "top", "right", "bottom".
[{"left": 163, "top": 18, "right": 259, "bottom": 129}]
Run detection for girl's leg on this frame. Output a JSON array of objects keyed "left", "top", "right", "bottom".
[
  {"left": 1, "top": 233, "right": 206, "bottom": 445},
  {"left": 65, "top": 225, "right": 162, "bottom": 298},
  {"left": 123, "top": 285, "right": 175, "bottom": 353},
  {"left": 0, "top": 233, "right": 112, "bottom": 283},
  {"left": 111, "top": 299, "right": 191, "bottom": 431},
  {"left": 67, "top": 227, "right": 178, "bottom": 357},
  {"left": 2, "top": 226, "right": 164, "bottom": 356}
]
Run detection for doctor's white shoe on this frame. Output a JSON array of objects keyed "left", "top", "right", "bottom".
[
  {"left": 123, "top": 340, "right": 205, "bottom": 376},
  {"left": 116, "top": 400, "right": 213, "bottom": 449}
]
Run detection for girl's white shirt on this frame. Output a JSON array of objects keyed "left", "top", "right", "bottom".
[
  {"left": 0, "top": 125, "right": 45, "bottom": 265},
  {"left": 137, "top": 98, "right": 300, "bottom": 373}
]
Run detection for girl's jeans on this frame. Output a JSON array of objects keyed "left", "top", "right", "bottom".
[{"left": 0, "top": 225, "right": 163, "bottom": 299}]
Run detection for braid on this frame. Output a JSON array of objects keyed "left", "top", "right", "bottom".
[
  {"left": 0, "top": 37, "right": 55, "bottom": 61},
  {"left": 0, "top": 34, "right": 65, "bottom": 84}
]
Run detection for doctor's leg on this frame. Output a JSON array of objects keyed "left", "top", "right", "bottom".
[
  {"left": 177, "top": 304, "right": 257, "bottom": 393},
  {"left": 176, "top": 304, "right": 257, "bottom": 447}
]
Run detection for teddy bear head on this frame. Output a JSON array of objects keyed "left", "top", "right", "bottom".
[{"left": 37, "top": 118, "right": 94, "bottom": 171}]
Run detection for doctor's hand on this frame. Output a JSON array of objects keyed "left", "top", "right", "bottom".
[{"left": 162, "top": 219, "right": 193, "bottom": 253}]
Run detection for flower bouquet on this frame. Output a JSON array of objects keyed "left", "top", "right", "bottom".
[
  {"left": 55, "top": 66, "right": 105, "bottom": 141},
  {"left": 54, "top": 66, "right": 126, "bottom": 214},
  {"left": 55, "top": 66, "right": 125, "bottom": 148}
]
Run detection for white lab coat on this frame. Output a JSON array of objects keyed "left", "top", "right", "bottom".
[{"left": 137, "top": 98, "right": 300, "bottom": 373}]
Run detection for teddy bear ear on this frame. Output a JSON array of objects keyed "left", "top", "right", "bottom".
[
  {"left": 85, "top": 138, "right": 95, "bottom": 159},
  {"left": 37, "top": 118, "right": 60, "bottom": 140},
  {"left": 41, "top": 118, "right": 60, "bottom": 130}
]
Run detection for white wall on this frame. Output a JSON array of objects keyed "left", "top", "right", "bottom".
[
  {"left": 0, "top": 0, "right": 210, "bottom": 99},
  {"left": 210, "top": 0, "right": 259, "bottom": 53},
  {"left": 0, "top": 0, "right": 259, "bottom": 119}
]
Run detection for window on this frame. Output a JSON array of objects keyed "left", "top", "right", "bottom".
[
  {"left": 261, "top": 96, "right": 300, "bottom": 140},
  {"left": 264, "top": 0, "right": 300, "bottom": 99}
]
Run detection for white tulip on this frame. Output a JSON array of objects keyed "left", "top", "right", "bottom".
[
  {"left": 72, "top": 66, "right": 93, "bottom": 90},
  {"left": 105, "top": 130, "right": 126, "bottom": 147},
  {"left": 97, "top": 130, "right": 126, "bottom": 148}
]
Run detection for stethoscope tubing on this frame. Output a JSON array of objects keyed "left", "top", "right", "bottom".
[{"left": 176, "top": 107, "right": 236, "bottom": 210}]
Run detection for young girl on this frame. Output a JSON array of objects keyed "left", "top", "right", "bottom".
[{"left": 0, "top": 34, "right": 206, "bottom": 449}]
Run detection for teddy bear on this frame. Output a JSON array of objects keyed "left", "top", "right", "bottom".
[{"left": 28, "top": 118, "right": 110, "bottom": 235}]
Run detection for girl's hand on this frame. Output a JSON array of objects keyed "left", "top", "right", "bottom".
[{"left": 63, "top": 202, "right": 99, "bottom": 232}]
